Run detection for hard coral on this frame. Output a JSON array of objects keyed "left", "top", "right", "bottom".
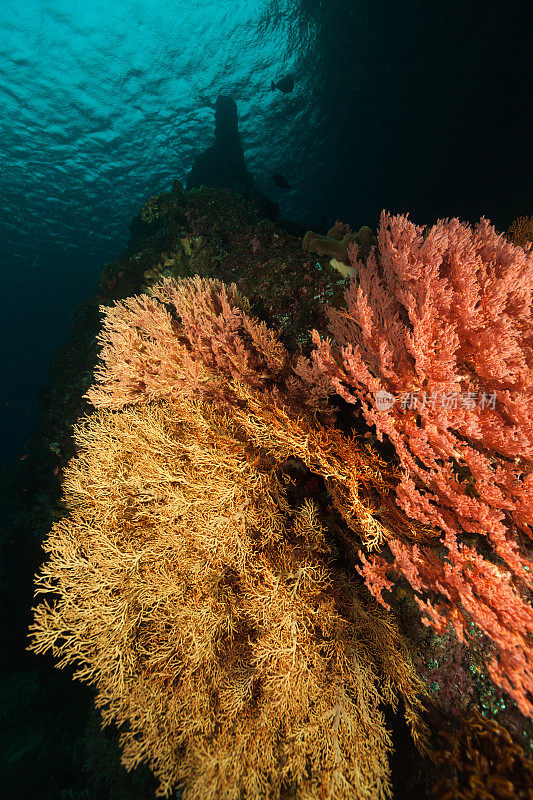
[
  {"left": 140, "top": 189, "right": 186, "bottom": 233},
  {"left": 303, "top": 224, "right": 378, "bottom": 278}
]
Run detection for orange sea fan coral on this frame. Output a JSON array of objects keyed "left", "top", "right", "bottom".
[
  {"left": 86, "top": 274, "right": 320, "bottom": 417},
  {"left": 85, "top": 275, "right": 434, "bottom": 551}
]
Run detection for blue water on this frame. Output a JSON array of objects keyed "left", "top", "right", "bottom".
[{"left": 0, "top": 0, "right": 531, "bottom": 464}]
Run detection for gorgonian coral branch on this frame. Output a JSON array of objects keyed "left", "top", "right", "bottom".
[{"left": 299, "top": 211, "right": 533, "bottom": 714}]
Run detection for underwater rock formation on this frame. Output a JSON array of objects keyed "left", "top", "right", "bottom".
[{"left": 187, "top": 95, "right": 254, "bottom": 195}]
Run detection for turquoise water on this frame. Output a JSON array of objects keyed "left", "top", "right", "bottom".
[{"left": 0, "top": 0, "right": 530, "bottom": 460}]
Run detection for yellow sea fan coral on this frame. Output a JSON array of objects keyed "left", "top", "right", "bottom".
[{"left": 29, "top": 397, "right": 429, "bottom": 800}]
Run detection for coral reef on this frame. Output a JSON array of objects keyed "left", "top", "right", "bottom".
[{"left": 20, "top": 183, "right": 533, "bottom": 798}]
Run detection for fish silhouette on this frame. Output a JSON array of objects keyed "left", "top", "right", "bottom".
[{"left": 271, "top": 76, "right": 294, "bottom": 94}]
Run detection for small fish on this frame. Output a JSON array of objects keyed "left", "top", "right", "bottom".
[
  {"left": 273, "top": 173, "right": 291, "bottom": 190},
  {"left": 271, "top": 76, "right": 294, "bottom": 94}
]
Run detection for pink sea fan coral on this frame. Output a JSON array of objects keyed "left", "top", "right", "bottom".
[{"left": 297, "top": 211, "right": 533, "bottom": 715}]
